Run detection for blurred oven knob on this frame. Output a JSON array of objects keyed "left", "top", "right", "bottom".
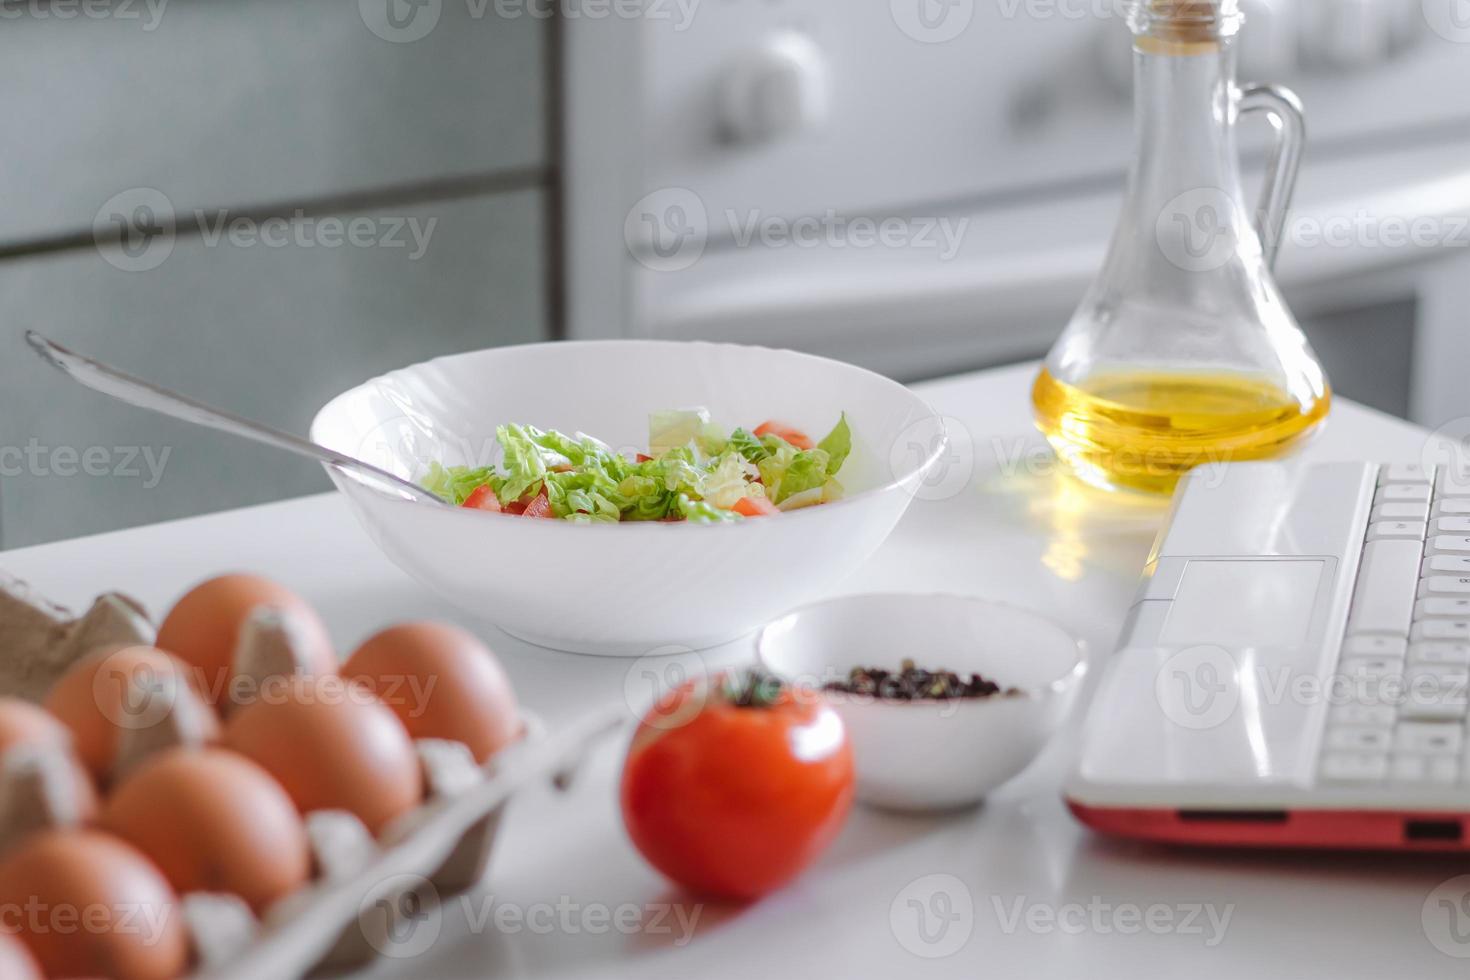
[{"left": 719, "top": 32, "right": 829, "bottom": 145}]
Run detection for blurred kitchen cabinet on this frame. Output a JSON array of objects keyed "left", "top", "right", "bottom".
[
  {"left": 2, "top": 192, "right": 546, "bottom": 548},
  {"left": 0, "top": 0, "right": 547, "bottom": 245},
  {"left": 1, "top": 1, "right": 554, "bottom": 546}
]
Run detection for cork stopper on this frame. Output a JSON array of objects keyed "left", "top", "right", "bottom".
[{"left": 1130, "top": 0, "right": 1241, "bottom": 51}]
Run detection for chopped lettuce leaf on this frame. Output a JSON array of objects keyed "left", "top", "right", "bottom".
[
  {"left": 776, "top": 486, "right": 825, "bottom": 511},
  {"left": 728, "top": 427, "right": 770, "bottom": 463},
  {"left": 759, "top": 444, "right": 831, "bottom": 504},
  {"left": 816, "top": 413, "right": 851, "bottom": 476},
  {"left": 648, "top": 408, "right": 711, "bottom": 457},
  {"left": 429, "top": 409, "right": 852, "bottom": 521},
  {"left": 495, "top": 424, "right": 549, "bottom": 505},
  {"left": 696, "top": 421, "right": 729, "bottom": 458},
  {"left": 676, "top": 493, "right": 740, "bottom": 524},
  {"left": 699, "top": 451, "right": 756, "bottom": 509},
  {"left": 423, "top": 462, "right": 501, "bottom": 505}
]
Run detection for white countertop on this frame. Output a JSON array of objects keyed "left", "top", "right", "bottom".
[{"left": 2, "top": 362, "right": 1459, "bottom": 979}]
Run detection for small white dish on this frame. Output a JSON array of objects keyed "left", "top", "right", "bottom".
[
  {"left": 757, "top": 593, "right": 1087, "bottom": 812},
  {"left": 309, "top": 341, "right": 946, "bottom": 655}
]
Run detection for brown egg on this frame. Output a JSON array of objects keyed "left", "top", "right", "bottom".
[
  {"left": 344, "top": 622, "right": 522, "bottom": 764},
  {"left": 44, "top": 646, "right": 220, "bottom": 783},
  {"left": 103, "top": 747, "right": 311, "bottom": 912},
  {"left": 0, "top": 932, "right": 40, "bottom": 980},
  {"left": 0, "top": 698, "right": 98, "bottom": 823},
  {"left": 156, "top": 573, "right": 335, "bottom": 706},
  {"left": 0, "top": 830, "right": 189, "bottom": 980},
  {"left": 224, "top": 674, "right": 423, "bottom": 835}
]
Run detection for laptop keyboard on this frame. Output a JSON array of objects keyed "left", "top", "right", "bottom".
[{"left": 1319, "top": 463, "right": 1470, "bottom": 785}]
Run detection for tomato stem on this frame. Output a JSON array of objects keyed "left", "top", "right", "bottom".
[{"left": 722, "top": 668, "right": 784, "bottom": 709}]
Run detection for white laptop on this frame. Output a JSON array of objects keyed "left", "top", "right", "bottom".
[{"left": 1067, "top": 461, "right": 1470, "bottom": 849}]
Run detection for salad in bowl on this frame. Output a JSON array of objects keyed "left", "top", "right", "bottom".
[
  {"left": 310, "top": 340, "right": 946, "bottom": 654},
  {"left": 424, "top": 411, "right": 852, "bottom": 523}
]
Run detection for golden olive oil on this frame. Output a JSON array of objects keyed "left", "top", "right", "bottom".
[{"left": 1032, "top": 367, "right": 1331, "bottom": 495}]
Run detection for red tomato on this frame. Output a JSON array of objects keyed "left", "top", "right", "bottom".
[
  {"left": 635, "top": 453, "right": 654, "bottom": 463},
  {"left": 620, "top": 673, "right": 853, "bottom": 900},
  {"left": 521, "top": 492, "right": 554, "bottom": 519},
  {"left": 753, "top": 421, "right": 814, "bottom": 450},
  {"left": 462, "top": 485, "right": 501, "bottom": 512},
  {"left": 732, "top": 496, "right": 779, "bottom": 517}
]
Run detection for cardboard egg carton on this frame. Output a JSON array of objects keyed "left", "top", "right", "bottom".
[{"left": 0, "top": 576, "right": 623, "bottom": 979}]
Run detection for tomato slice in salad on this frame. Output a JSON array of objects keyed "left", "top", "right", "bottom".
[
  {"left": 521, "top": 492, "right": 554, "bottom": 519},
  {"left": 462, "top": 485, "right": 501, "bottom": 512},
  {"left": 732, "top": 496, "right": 779, "bottom": 517},
  {"left": 753, "top": 421, "right": 814, "bottom": 450}
]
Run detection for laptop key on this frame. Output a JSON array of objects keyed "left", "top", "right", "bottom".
[
  {"left": 1379, "top": 484, "right": 1432, "bottom": 504},
  {"left": 1399, "top": 667, "right": 1470, "bottom": 720},
  {"left": 1345, "top": 636, "right": 1407, "bottom": 658},
  {"left": 1392, "top": 755, "right": 1430, "bottom": 782},
  {"left": 1320, "top": 752, "right": 1389, "bottom": 782},
  {"left": 1338, "top": 656, "right": 1403, "bottom": 678},
  {"left": 1425, "top": 556, "right": 1470, "bottom": 575},
  {"left": 1369, "top": 521, "right": 1428, "bottom": 541},
  {"left": 1434, "top": 499, "right": 1470, "bottom": 517},
  {"left": 1331, "top": 704, "right": 1397, "bottom": 727},
  {"left": 1419, "top": 576, "right": 1470, "bottom": 596},
  {"left": 1428, "top": 536, "right": 1470, "bottom": 556},
  {"left": 1351, "top": 540, "right": 1422, "bottom": 635},
  {"left": 1412, "top": 621, "right": 1470, "bottom": 642},
  {"left": 1409, "top": 642, "right": 1470, "bottom": 666},
  {"left": 1415, "top": 598, "right": 1470, "bottom": 619},
  {"left": 1384, "top": 463, "right": 1434, "bottom": 485},
  {"left": 1326, "top": 727, "right": 1395, "bottom": 753},
  {"left": 1394, "top": 723, "right": 1464, "bottom": 756},
  {"left": 1431, "top": 757, "right": 1459, "bottom": 783},
  {"left": 1437, "top": 517, "right": 1470, "bottom": 534},
  {"left": 1437, "top": 471, "right": 1470, "bottom": 497},
  {"left": 1376, "top": 502, "right": 1430, "bottom": 522},
  {"left": 1396, "top": 756, "right": 1461, "bottom": 783}
]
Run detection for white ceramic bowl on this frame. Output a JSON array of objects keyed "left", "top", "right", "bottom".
[
  {"left": 309, "top": 341, "right": 946, "bottom": 655},
  {"left": 758, "top": 593, "right": 1087, "bottom": 811}
]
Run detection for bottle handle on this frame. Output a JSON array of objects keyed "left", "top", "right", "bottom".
[{"left": 1236, "top": 83, "right": 1306, "bottom": 272}]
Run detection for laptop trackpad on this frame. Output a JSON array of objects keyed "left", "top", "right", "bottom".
[
  {"left": 1079, "top": 558, "right": 1336, "bottom": 788},
  {"left": 1160, "top": 560, "right": 1323, "bottom": 648}
]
